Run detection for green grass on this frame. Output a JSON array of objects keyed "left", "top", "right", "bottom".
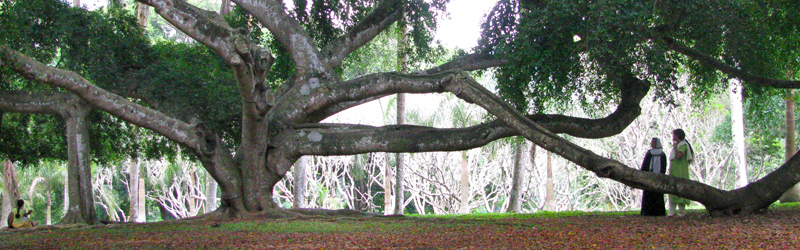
[{"left": 412, "top": 210, "right": 640, "bottom": 220}]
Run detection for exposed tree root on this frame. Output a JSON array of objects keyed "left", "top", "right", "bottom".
[{"left": 58, "top": 211, "right": 90, "bottom": 225}]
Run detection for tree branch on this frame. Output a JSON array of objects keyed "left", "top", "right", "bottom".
[
  {"left": 272, "top": 123, "right": 506, "bottom": 156},
  {"left": 417, "top": 53, "right": 506, "bottom": 75},
  {"left": 137, "top": 0, "right": 247, "bottom": 65},
  {"left": 231, "top": 0, "right": 328, "bottom": 73},
  {"left": 0, "top": 46, "right": 203, "bottom": 152},
  {"left": 659, "top": 35, "right": 800, "bottom": 88},
  {"left": 320, "top": 0, "right": 403, "bottom": 69},
  {"left": 0, "top": 90, "right": 77, "bottom": 115}
]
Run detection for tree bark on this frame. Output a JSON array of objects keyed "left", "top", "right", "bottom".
[
  {"left": 292, "top": 156, "right": 308, "bottom": 209},
  {"left": 383, "top": 152, "right": 394, "bottom": 215},
  {"left": 59, "top": 101, "right": 97, "bottom": 225},
  {"left": 392, "top": 21, "right": 409, "bottom": 215},
  {"left": 506, "top": 140, "right": 524, "bottom": 213},
  {"left": 136, "top": 3, "right": 149, "bottom": 27},
  {"left": 392, "top": 93, "right": 406, "bottom": 215},
  {"left": 220, "top": 0, "right": 231, "bottom": 16},
  {"left": 1, "top": 159, "right": 20, "bottom": 228},
  {"left": 128, "top": 156, "right": 143, "bottom": 222},
  {"left": 459, "top": 151, "right": 470, "bottom": 214},
  {"left": 544, "top": 149, "right": 556, "bottom": 211},
  {"left": 730, "top": 79, "right": 749, "bottom": 187},
  {"left": 205, "top": 172, "right": 218, "bottom": 213}
]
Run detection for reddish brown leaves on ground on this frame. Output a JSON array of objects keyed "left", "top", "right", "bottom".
[{"left": 3, "top": 208, "right": 799, "bottom": 249}]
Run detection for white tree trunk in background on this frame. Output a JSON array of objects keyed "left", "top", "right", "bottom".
[
  {"left": 204, "top": 173, "right": 217, "bottom": 213},
  {"left": 383, "top": 153, "right": 394, "bottom": 215},
  {"left": 506, "top": 141, "right": 524, "bottom": 213},
  {"left": 545, "top": 149, "right": 557, "bottom": 211},
  {"left": 128, "top": 157, "right": 144, "bottom": 222},
  {"left": 292, "top": 156, "right": 308, "bottom": 209},
  {"left": 137, "top": 178, "right": 145, "bottom": 221},
  {"left": 730, "top": 79, "right": 749, "bottom": 188},
  {"left": 392, "top": 22, "right": 409, "bottom": 215},
  {"left": 392, "top": 93, "right": 406, "bottom": 215},
  {"left": 781, "top": 90, "right": 800, "bottom": 202},
  {"left": 459, "top": 151, "right": 470, "bottom": 214}
]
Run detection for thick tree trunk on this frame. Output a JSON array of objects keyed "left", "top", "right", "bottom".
[
  {"left": 59, "top": 102, "right": 97, "bottom": 225},
  {"left": 780, "top": 90, "right": 800, "bottom": 202},
  {"left": 506, "top": 140, "right": 524, "bottom": 213},
  {"left": 730, "top": 79, "right": 749, "bottom": 187},
  {"left": 292, "top": 156, "right": 308, "bottom": 209}
]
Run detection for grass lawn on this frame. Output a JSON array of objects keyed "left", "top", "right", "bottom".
[{"left": 3, "top": 204, "right": 800, "bottom": 249}]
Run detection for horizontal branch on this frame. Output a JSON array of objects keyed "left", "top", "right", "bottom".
[
  {"left": 272, "top": 123, "right": 507, "bottom": 156},
  {"left": 0, "top": 90, "right": 77, "bottom": 115},
  {"left": 417, "top": 53, "right": 506, "bottom": 75}
]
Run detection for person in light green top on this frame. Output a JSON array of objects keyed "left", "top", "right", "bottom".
[{"left": 668, "top": 129, "right": 693, "bottom": 216}]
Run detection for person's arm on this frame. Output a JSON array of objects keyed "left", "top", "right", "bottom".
[
  {"left": 675, "top": 143, "right": 687, "bottom": 159},
  {"left": 660, "top": 153, "right": 668, "bottom": 174}
]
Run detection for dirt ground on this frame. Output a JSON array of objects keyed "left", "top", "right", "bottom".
[{"left": 2, "top": 208, "right": 799, "bottom": 249}]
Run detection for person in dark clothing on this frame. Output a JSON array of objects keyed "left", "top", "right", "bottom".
[{"left": 640, "top": 137, "right": 667, "bottom": 216}]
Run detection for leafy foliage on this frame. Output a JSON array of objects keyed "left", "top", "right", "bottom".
[
  {"left": 479, "top": 0, "right": 800, "bottom": 112},
  {"left": 0, "top": 0, "right": 156, "bottom": 163},
  {"left": 0, "top": 114, "right": 66, "bottom": 164}
]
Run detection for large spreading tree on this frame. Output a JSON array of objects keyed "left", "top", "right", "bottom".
[{"left": 2, "top": 0, "right": 800, "bottom": 222}]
